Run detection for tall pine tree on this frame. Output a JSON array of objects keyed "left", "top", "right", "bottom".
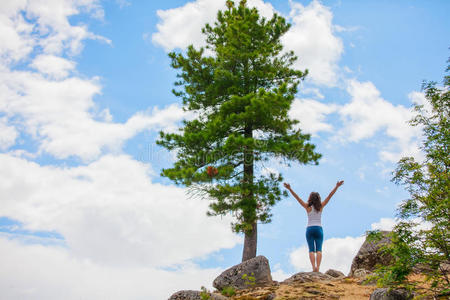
[{"left": 157, "top": 0, "right": 321, "bottom": 262}]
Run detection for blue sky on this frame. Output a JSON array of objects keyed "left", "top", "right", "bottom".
[{"left": 0, "top": 0, "right": 448, "bottom": 299}]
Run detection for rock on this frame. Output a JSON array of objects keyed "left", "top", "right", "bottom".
[
  {"left": 353, "top": 268, "right": 378, "bottom": 285},
  {"left": 369, "top": 288, "right": 414, "bottom": 300},
  {"left": 264, "top": 293, "right": 276, "bottom": 300},
  {"left": 213, "top": 255, "right": 273, "bottom": 290},
  {"left": 353, "top": 268, "right": 372, "bottom": 279},
  {"left": 325, "top": 269, "right": 345, "bottom": 278},
  {"left": 168, "top": 290, "right": 228, "bottom": 300},
  {"left": 282, "top": 272, "right": 333, "bottom": 284},
  {"left": 349, "top": 231, "right": 393, "bottom": 277}
]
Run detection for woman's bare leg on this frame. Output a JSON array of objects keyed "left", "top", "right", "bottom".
[
  {"left": 316, "top": 251, "right": 322, "bottom": 272},
  {"left": 309, "top": 252, "right": 316, "bottom": 272}
]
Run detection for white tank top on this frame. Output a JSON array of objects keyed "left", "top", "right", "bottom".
[{"left": 307, "top": 208, "right": 322, "bottom": 227}]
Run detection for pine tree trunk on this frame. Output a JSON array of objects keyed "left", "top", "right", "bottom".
[
  {"left": 242, "top": 221, "right": 257, "bottom": 262},
  {"left": 241, "top": 124, "right": 256, "bottom": 262}
]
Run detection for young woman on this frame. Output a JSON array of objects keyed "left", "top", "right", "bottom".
[{"left": 284, "top": 181, "right": 344, "bottom": 272}]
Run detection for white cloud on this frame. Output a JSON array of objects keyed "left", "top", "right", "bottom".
[
  {"left": 152, "top": 0, "right": 275, "bottom": 51},
  {"left": 371, "top": 217, "right": 433, "bottom": 232},
  {"left": 0, "top": 236, "right": 222, "bottom": 300},
  {"left": 30, "top": 54, "right": 76, "bottom": 79},
  {"left": 0, "top": 153, "right": 241, "bottom": 267},
  {"left": 0, "top": 0, "right": 108, "bottom": 65},
  {"left": 0, "top": 117, "right": 17, "bottom": 150},
  {"left": 370, "top": 217, "right": 395, "bottom": 231},
  {"left": 0, "top": 0, "right": 161, "bottom": 161},
  {"left": 1, "top": 69, "right": 188, "bottom": 160},
  {"left": 289, "top": 98, "right": 338, "bottom": 134},
  {"left": 271, "top": 263, "right": 291, "bottom": 282},
  {"left": 300, "top": 87, "right": 325, "bottom": 99},
  {"left": 289, "top": 235, "right": 365, "bottom": 274},
  {"left": 116, "top": 0, "right": 131, "bottom": 9},
  {"left": 282, "top": 0, "right": 344, "bottom": 86},
  {"left": 0, "top": 1, "right": 35, "bottom": 63},
  {"left": 152, "top": 0, "right": 343, "bottom": 87},
  {"left": 338, "top": 79, "right": 423, "bottom": 162}
]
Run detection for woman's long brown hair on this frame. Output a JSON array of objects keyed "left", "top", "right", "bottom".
[{"left": 307, "top": 192, "right": 322, "bottom": 211}]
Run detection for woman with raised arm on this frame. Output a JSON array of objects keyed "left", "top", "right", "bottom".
[{"left": 283, "top": 181, "right": 344, "bottom": 272}]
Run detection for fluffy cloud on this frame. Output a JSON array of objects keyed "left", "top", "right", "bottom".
[
  {"left": 30, "top": 54, "right": 76, "bottom": 79},
  {"left": 271, "top": 263, "right": 291, "bottom": 281},
  {"left": 0, "top": 117, "right": 17, "bottom": 150},
  {"left": 370, "top": 217, "right": 432, "bottom": 232},
  {"left": 290, "top": 235, "right": 365, "bottom": 274},
  {"left": 0, "top": 153, "right": 240, "bottom": 267},
  {"left": 0, "top": 68, "right": 186, "bottom": 160},
  {"left": 282, "top": 0, "right": 343, "bottom": 86},
  {"left": 289, "top": 98, "right": 338, "bottom": 135},
  {"left": 0, "top": 236, "right": 223, "bottom": 300},
  {"left": 0, "top": 152, "right": 239, "bottom": 299},
  {"left": 152, "top": 0, "right": 343, "bottom": 87},
  {"left": 0, "top": 0, "right": 107, "bottom": 65},
  {"left": 152, "top": 0, "right": 275, "bottom": 51},
  {"left": 338, "top": 79, "right": 423, "bottom": 162},
  {"left": 0, "top": 0, "right": 188, "bottom": 161},
  {"left": 370, "top": 217, "right": 396, "bottom": 231}
]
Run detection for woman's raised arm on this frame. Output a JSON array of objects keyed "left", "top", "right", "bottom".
[
  {"left": 284, "top": 183, "right": 308, "bottom": 210},
  {"left": 322, "top": 180, "right": 344, "bottom": 209}
]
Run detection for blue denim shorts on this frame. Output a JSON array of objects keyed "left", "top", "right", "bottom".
[{"left": 306, "top": 226, "right": 323, "bottom": 252}]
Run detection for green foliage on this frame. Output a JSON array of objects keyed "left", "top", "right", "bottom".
[
  {"left": 242, "top": 272, "right": 256, "bottom": 287},
  {"left": 200, "top": 286, "right": 211, "bottom": 300},
  {"left": 157, "top": 0, "right": 320, "bottom": 256},
  {"left": 370, "top": 61, "right": 450, "bottom": 297},
  {"left": 221, "top": 286, "right": 236, "bottom": 297}
]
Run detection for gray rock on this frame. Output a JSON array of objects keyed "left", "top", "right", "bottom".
[
  {"left": 353, "top": 268, "right": 372, "bottom": 279},
  {"left": 369, "top": 288, "right": 414, "bottom": 300},
  {"left": 325, "top": 269, "right": 345, "bottom": 278},
  {"left": 264, "top": 293, "right": 276, "bottom": 300},
  {"left": 168, "top": 290, "right": 228, "bottom": 300},
  {"left": 349, "top": 231, "right": 393, "bottom": 277},
  {"left": 282, "top": 272, "right": 333, "bottom": 284},
  {"left": 213, "top": 255, "right": 273, "bottom": 290}
]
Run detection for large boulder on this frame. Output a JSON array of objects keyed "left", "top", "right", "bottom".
[
  {"left": 349, "top": 231, "right": 393, "bottom": 277},
  {"left": 370, "top": 288, "right": 414, "bottom": 300},
  {"left": 213, "top": 255, "right": 273, "bottom": 290},
  {"left": 282, "top": 272, "right": 333, "bottom": 284},
  {"left": 168, "top": 290, "right": 228, "bottom": 300}
]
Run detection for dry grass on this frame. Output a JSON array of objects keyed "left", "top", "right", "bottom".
[
  {"left": 223, "top": 273, "right": 445, "bottom": 299},
  {"left": 228, "top": 277, "right": 377, "bottom": 300}
]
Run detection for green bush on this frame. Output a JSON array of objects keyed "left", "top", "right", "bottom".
[
  {"left": 200, "top": 286, "right": 211, "bottom": 300},
  {"left": 221, "top": 286, "right": 236, "bottom": 297},
  {"left": 242, "top": 272, "right": 256, "bottom": 287}
]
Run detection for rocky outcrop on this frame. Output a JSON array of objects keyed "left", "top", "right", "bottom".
[
  {"left": 370, "top": 288, "right": 414, "bottom": 300},
  {"left": 349, "top": 231, "right": 393, "bottom": 276},
  {"left": 325, "top": 269, "right": 345, "bottom": 278},
  {"left": 168, "top": 290, "right": 227, "bottom": 300},
  {"left": 282, "top": 272, "right": 333, "bottom": 284},
  {"left": 213, "top": 255, "right": 273, "bottom": 290}
]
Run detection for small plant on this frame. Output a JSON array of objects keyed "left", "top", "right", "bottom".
[
  {"left": 242, "top": 272, "right": 256, "bottom": 287},
  {"left": 200, "top": 286, "right": 211, "bottom": 300},
  {"left": 221, "top": 286, "right": 236, "bottom": 297}
]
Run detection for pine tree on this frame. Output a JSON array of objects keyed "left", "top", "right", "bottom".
[{"left": 157, "top": 0, "right": 321, "bottom": 262}]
